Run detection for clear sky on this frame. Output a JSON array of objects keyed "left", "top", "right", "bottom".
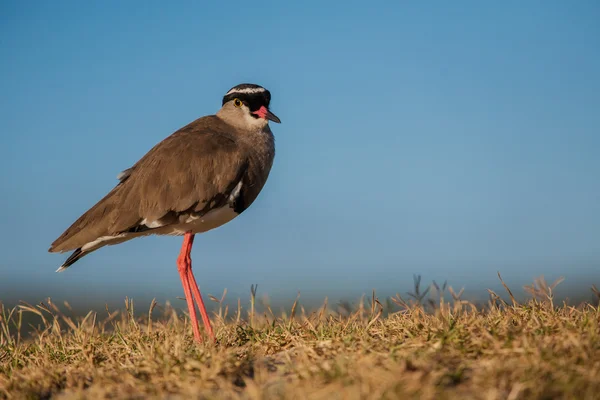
[{"left": 1, "top": 1, "right": 599, "bottom": 309}]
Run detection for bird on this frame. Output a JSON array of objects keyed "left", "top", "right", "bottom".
[{"left": 48, "top": 83, "right": 281, "bottom": 343}]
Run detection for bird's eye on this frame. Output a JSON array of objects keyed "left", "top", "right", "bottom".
[{"left": 233, "top": 98, "right": 243, "bottom": 108}]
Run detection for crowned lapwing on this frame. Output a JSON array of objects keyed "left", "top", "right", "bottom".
[{"left": 49, "top": 83, "right": 281, "bottom": 343}]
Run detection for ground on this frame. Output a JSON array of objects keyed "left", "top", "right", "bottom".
[{"left": 1, "top": 279, "right": 599, "bottom": 399}]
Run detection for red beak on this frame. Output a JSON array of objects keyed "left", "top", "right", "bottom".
[{"left": 252, "top": 106, "right": 281, "bottom": 123}]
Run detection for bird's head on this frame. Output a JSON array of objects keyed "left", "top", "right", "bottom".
[{"left": 218, "top": 83, "right": 281, "bottom": 130}]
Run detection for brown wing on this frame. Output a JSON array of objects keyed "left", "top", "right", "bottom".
[{"left": 49, "top": 115, "right": 247, "bottom": 253}]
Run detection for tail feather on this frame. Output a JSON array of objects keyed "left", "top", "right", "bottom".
[
  {"left": 55, "top": 248, "right": 88, "bottom": 272},
  {"left": 54, "top": 230, "right": 150, "bottom": 272}
]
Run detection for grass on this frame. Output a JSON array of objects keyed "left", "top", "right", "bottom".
[{"left": 1, "top": 275, "right": 599, "bottom": 399}]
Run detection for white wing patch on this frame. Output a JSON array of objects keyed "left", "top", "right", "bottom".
[
  {"left": 139, "top": 218, "right": 166, "bottom": 228},
  {"left": 184, "top": 214, "right": 200, "bottom": 223},
  {"left": 117, "top": 168, "right": 133, "bottom": 182},
  {"left": 81, "top": 234, "right": 127, "bottom": 251},
  {"left": 229, "top": 180, "right": 243, "bottom": 203}
]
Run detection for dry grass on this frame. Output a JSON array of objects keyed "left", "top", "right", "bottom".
[{"left": 1, "top": 276, "right": 599, "bottom": 399}]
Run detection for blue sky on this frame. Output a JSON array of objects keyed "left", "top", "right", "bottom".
[{"left": 1, "top": 1, "right": 599, "bottom": 309}]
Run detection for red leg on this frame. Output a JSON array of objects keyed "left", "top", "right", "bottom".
[
  {"left": 177, "top": 232, "right": 215, "bottom": 343},
  {"left": 185, "top": 234, "right": 215, "bottom": 342},
  {"left": 177, "top": 233, "right": 202, "bottom": 342}
]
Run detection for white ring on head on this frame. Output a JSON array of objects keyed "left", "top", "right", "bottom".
[{"left": 226, "top": 87, "right": 266, "bottom": 96}]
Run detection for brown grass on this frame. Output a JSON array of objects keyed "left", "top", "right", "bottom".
[{"left": 1, "top": 276, "right": 599, "bottom": 399}]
